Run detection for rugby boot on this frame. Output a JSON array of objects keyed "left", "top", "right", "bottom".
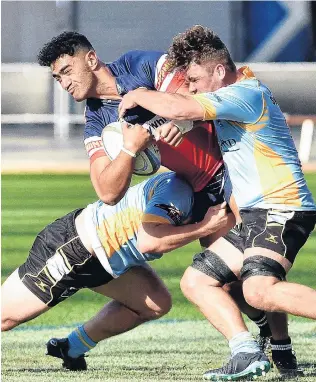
[
  {"left": 203, "top": 351, "right": 270, "bottom": 381},
  {"left": 46, "top": 337, "right": 87, "bottom": 371},
  {"left": 256, "top": 334, "right": 273, "bottom": 365},
  {"left": 271, "top": 339, "right": 304, "bottom": 377}
]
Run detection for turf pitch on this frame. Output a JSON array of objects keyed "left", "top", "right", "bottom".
[{"left": 2, "top": 173, "right": 316, "bottom": 381}]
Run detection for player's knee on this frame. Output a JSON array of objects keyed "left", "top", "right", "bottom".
[
  {"left": 242, "top": 280, "right": 277, "bottom": 311},
  {"left": 241, "top": 256, "right": 285, "bottom": 310},
  {"left": 180, "top": 264, "right": 223, "bottom": 305},
  {"left": 242, "top": 282, "right": 265, "bottom": 310},
  {"left": 1, "top": 315, "right": 19, "bottom": 331},
  {"left": 154, "top": 290, "right": 172, "bottom": 318},
  {"left": 140, "top": 289, "right": 172, "bottom": 320},
  {"left": 183, "top": 249, "right": 238, "bottom": 294},
  {"left": 180, "top": 267, "right": 197, "bottom": 300}
]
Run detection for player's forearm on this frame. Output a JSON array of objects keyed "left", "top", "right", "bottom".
[
  {"left": 92, "top": 152, "right": 135, "bottom": 205},
  {"left": 137, "top": 221, "right": 211, "bottom": 254},
  {"left": 122, "top": 89, "right": 203, "bottom": 121}
]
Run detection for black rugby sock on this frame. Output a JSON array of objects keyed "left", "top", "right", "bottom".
[{"left": 249, "top": 311, "right": 272, "bottom": 337}]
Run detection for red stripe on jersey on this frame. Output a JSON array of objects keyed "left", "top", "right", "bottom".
[
  {"left": 90, "top": 150, "right": 106, "bottom": 165},
  {"left": 156, "top": 60, "right": 173, "bottom": 90},
  {"left": 165, "top": 71, "right": 186, "bottom": 93},
  {"left": 157, "top": 121, "right": 223, "bottom": 192}
]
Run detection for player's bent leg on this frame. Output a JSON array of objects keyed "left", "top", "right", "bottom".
[
  {"left": 47, "top": 264, "right": 171, "bottom": 370},
  {"left": 48, "top": 263, "right": 172, "bottom": 369},
  {"left": 181, "top": 238, "right": 270, "bottom": 380},
  {"left": 241, "top": 250, "right": 316, "bottom": 319},
  {"left": 1, "top": 269, "right": 50, "bottom": 331},
  {"left": 85, "top": 264, "right": 171, "bottom": 342},
  {"left": 224, "top": 281, "right": 272, "bottom": 350},
  {"left": 240, "top": 208, "right": 316, "bottom": 319},
  {"left": 224, "top": 281, "right": 302, "bottom": 376},
  {"left": 181, "top": 237, "right": 247, "bottom": 339},
  {"left": 182, "top": 233, "right": 274, "bottom": 380}
]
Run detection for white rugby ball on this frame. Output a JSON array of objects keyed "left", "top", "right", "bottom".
[{"left": 102, "top": 121, "right": 161, "bottom": 176}]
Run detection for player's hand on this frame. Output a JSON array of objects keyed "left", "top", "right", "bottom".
[
  {"left": 119, "top": 89, "right": 143, "bottom": 118},
  {"left": 122, "top": 122, "right": 153, "bottom": 154},
  {"left": 155, "top": 121, "right": 183, "bottom": 146},
  {"left": 200, "top": 202, "right": 229, "bottom": 234}
]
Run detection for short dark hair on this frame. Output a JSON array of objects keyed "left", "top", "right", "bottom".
[
  {"left": 37, "top": 31, "right": 94, "bottom": 66},
  {"left": 167, "top": 25, "right": 236, "bottom": 72}
]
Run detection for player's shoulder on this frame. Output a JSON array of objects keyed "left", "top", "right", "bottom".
[
  {"left": 148, "top": 172, "right": 193, "bottom": 196},
  {"left": 112, "top": 50, "right": 164, "bottom": 73},
  {"left": 121, "top": 50, "right": 165, "bottom": 62},
  {"left": 85, "top": 98, "right": 119, "bottom": 120},
  {"left": 216, "top": 78, "right": 263, "bottom": 104},
  {"left": 84, "top": 98, "right": 120, "bottom": 138}
]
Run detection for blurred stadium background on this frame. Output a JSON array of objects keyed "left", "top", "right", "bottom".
[
  {"left": 2, "top": 0, "right": 316, "bottom": 172},
  {"left": 2, "top": 2, "right": 316, "bottom": 381}
]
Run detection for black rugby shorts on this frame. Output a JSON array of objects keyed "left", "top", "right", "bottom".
[{"left": 18, "top": 209, "right": 113, "bottom": 306}]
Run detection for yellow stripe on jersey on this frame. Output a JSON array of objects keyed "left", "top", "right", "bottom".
[
  {"left": 254, "top": 139, "right": 301, "bottom": 207},
  {"left": 96, "top": 207, "right": 143, "bottom": 258},
  {"left": 192, "top": 94, "right": 217, "bottom": 120},
  {"left": 142, "top": 214, "right": 171, "bottom": 224}
]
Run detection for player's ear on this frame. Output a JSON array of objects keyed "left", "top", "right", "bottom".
[
  {"left": 86, "top": 50, "right": 98, "bottom": 70},
  {"left": 215, "top": 64, "right": 226, "bottom": 80}
]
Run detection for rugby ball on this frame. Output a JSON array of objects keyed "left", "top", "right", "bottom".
[{"left": 102, "top": 121, "right": 161, "bottom": 176}]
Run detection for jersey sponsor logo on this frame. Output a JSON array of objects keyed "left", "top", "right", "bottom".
[
  {"left": 220, "top": 138, "right": 239, "bottom": 152},
  {"left": 154, "top": 203, "right": 182, "bottom": 225},
  {"left": 84, "top": 138, "right": 104, "bottom": 157},
  {"left": 145, "top": 116, "right": 168, "bottom": 132}
]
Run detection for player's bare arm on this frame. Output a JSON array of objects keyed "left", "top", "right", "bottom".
[
  {"left": 138, "top": 203, "right": 229, "bottom": 254},
  {"left": 90, "top": 123, "right": 152, "bottom": 204},
  {"left": 119, "top": 88, "right": 204, "bottom": 121}
]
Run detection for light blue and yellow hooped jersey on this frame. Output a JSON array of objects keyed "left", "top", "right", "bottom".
[
  {"left": 85, "top": 172, "right": 193, "bottom": 277},
  {"left": 193, "top": 66, "right": 316, "bottom": 211}
]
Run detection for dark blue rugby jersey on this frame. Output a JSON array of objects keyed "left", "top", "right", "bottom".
[
  {"left": 84, "top": 50, "right": 163, "bottom": 158},
  {"left": 84, "top": 50, "right": 223, "bottom": 193}
]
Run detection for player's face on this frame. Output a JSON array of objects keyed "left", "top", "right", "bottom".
[
  {"left": 51, "top": 51, "right": 96, "bottom": 102},
  {"left": 186, "top": 62, "right": 224, "bottom": 94}
]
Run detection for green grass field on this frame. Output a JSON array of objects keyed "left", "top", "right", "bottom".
[{"left": 2, "top": 173, "right": 316, "bottom": 381}]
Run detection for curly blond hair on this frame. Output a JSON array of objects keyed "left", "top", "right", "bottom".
[{"left": 167, "top": 25, "right": 235, "bottom": 73}]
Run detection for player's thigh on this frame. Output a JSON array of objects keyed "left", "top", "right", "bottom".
[
  {"left": 91, "top": 264, "right": 171, "bottom": 313},
  {"left": 208, "top": 235, "right": 244, "bottom": 277},
  {"left": 1, "top": 269, "right": 50, "bottom": 328},
  {"left": 240, "top": 208, "right": 316, "bottom": 283}
]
